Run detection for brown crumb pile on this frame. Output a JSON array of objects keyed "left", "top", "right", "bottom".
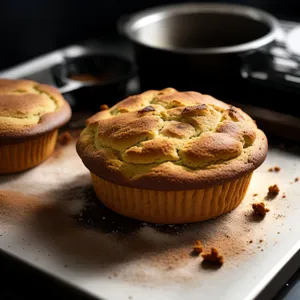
[
  {"left": 191, "top": 240, "right": 203, "bottom": 256},
  {"left": 201, "top": 248, "right": 224, "bottom": 265},
  {"left": 252, "top": 202, "right": 270, "bottom": 216},
  {"left": 57, "top": 131, "right": 73, "bottom": 146},
  {"left": 295, "top": 177, "right": 299, "bottom": 182},
  {"left": 268, "top": 166, "right": 281, "bottom": 172},
  {"left": 268, "top": 184, "right": 280, "bottom": 197},
  {"left": 100, "top": 104, "right": 109, "bottom": 111}
]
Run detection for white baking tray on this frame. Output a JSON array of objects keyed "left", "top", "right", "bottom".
[{"left": 1, "top": 140, "right": 300, "bottom": 300}]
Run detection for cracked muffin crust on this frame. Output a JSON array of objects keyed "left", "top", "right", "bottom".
[
  {"left": 0, "top": 79, "right": 71, "bottom": 142},
  {"left": 77, "top": 88, "right": 267, "bottom": 223},
  {"left": 0, "top": 79, "right": 71, "bottom": 173}
]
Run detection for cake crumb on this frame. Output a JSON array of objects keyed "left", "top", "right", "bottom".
[
  {"left": 252, "top": 202, "right": 270, "bottom": 216},
  {"left": 249, "top": 240, "right": 253, "bottom": 244},
  {"left": 57, "top": 131, "right": 72, "bottom": 145},
  {"left": 201, "top": 248, "right": 223, "bottom": 265},
  {"left": 191, "top": 240, "right": 203, "bottom": 256},
  {"left": 100, "top": 104, "right": 109, "bottom": 111},
  {"left": 274, "top": 166, "right": 281, "bottom": 172},
  {"left": 268, "top": 167, "right": 273, "bottom": 172},
  {"left": 282, "top": 193, "right": 286, "bottom": 199},
  {"left": 259, "top": 239, "right": 263, "bottom": 243},
  {"left": 253, "top": 193, "right": 258, "bottom": 197},
  {"left": 267, "top": 184, "right": 280, "bottom": 197},
  {"left": 295, "top": 177, "right": 299, "bottom": 182}
]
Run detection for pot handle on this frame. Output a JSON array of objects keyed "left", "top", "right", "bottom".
[
  {"left": 240, "top": 25, "right": 300, "bottom": 93},
  {"left": 58, "top": 80, "right": 87, "bottom": 94}
]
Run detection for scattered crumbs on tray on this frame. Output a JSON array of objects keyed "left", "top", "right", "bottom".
[
  {"left": 252, "top": 202, "right": 270, "bottom": 217},
  {"left": 266, "top": 184, "right": 280, "bottom": 199},
  {"left": 191, "top": 240, "right": 203, "bottom": 256},
  {"left": 201, "top": 248, "right": 223, "bottom": 267},
  {"left": 274, "top": 166, "right": 281, "bottom": 172},
  {"left": 268, "top": 166, "right": 281, "bottom": 172},
  {"left": 274, "top": 214, "right": 285, "bottom": 219}
]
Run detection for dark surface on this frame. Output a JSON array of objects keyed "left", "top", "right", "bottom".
[{"left": 0, "top": 0, "right": 299, "bottom": 70}]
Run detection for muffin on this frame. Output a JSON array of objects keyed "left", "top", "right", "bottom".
[
  {"left": 77, "top": 88, "right": 267, "bottom": 224},
  {"left": 0, "top": 79, "right": 71, "bottom": 174}
]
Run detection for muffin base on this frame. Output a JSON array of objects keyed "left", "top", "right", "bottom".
[
  {"left": 0, "top": 130, "right": 58, "bottom": 174},
  {"left": 90, "top": 172, "right": 253, "bottom": 224}
]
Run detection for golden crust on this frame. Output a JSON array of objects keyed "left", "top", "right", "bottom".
[
  {"left": 77, "top": 88, "right": 268, "bottom": 190},
  {"left": 0, "top": 79, "right": 71, "bottom": 143}
]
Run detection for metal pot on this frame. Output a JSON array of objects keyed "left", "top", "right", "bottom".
[{"left": 120, "top": 3, "right": 282, "bottom": 99}]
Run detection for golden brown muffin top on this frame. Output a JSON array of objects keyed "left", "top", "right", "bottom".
[
  {"left": 77, "top": 88, "right": 267, "bottom": 190},
  {"left": 0, "top": 79, "right": 71, "bottom": 143}
]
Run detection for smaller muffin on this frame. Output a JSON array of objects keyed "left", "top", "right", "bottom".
[{"left": 0, "top": 79, "right": 71, "bottom": 174}]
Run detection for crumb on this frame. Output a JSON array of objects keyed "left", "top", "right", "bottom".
[
  {"left": 261, "top": 249, "right": 264, "bottom": 252},
  {"left": 191, "top": 240, "right": 203, "bottom": 256},
  {"left": 277, "top": 232, "right": 280, "bottom": 234},
  {"left": 100, "top": 104, "right": 109, "bottom": 111},
  {"left": 274, "top": 166, "right": 281, "bottom": 172},
  {"left": 267, "top": 184, "right": 280, "bottom": 197},
  {"left": 268, "top": 167, "right": 273, "bottom": 172},
  {"left": 253, "top": 193, "right": 258, "bottom": 197},
  {"left": 252, "top": 202, "right": 270, "bottom": 216},
  {"left": 57, "top": 131, "right": 72, "bottom": 146},
  {"left": 295, "top": 177, "right": 299, "bottom": 182},
  {"left": 225, "top": 234, "right": 230, "bottom": 238},
  {"left": 249, "top": 240, "right": 253, "bottom": 244},
  {"left": 201, "top": 248, "right": 223, "bottom": 265},
  {"left": 259, "top": 239, "right": 263, "bottom": 243},
  {"left": 282, "top": 193, "right": 286, "bottom": 199}
]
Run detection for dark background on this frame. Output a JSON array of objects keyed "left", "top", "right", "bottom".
[{"left": 0, "top": 0, "right": 299, "bottom": 70}]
